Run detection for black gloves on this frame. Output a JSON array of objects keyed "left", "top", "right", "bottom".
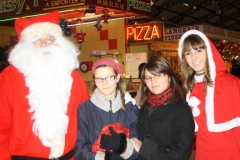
[
  {"left": 105, "top": 150, "right": 124, "bottom": 160},
  {"left": 100, "top": 126, "right": 127, "bottom": 154}
]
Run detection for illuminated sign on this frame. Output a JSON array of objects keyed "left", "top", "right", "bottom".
[
  {"left": 91, "top": 0, "right": 152, "bottom": 16},
  {"left": 126, "top": 22, "right": 164, "bottom": 43}
]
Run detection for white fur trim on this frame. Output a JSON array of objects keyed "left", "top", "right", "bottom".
[
  {"left": 194, "top": 120, "right": 199, "bottom": 132},
  {"left": 206, "top": 86, "right": 240, "bottom": 132},
  {"left": 49, "top": 137, "right": 65, "bottom": 158},
  {"left": 95, "top": 152, "right": 105, "bottom": 160},
  {"left": 186, "top": 92, "right": 199, "bottom": 131},
  {"left": 186, "top": 91, "right": 191, "bottom": 102},
  {"left": 178, "top": 30, "right": 216, "bottom": 82},
  {"left": 188, "top": 96, "right": 201, "bottom": 117},
  {"left": 120, "top": 138, "right": 134, "bottom": 159},
  {"left": 21, "top": 22, "right": 62, "bottom": 41},
  {"left": 194, "top": 74, "right": 204, "bottom": 82},
  {"left": 178, "top": 30, "right": 216, "bottom": 83}
]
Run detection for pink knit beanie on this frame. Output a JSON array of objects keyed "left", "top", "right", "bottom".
[{"left": 92, "top": 58, "right": 123, "bottom": 75}]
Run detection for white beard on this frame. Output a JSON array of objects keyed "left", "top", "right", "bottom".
[{"left": 8, "top": 36, "right": 80, "bottom": 147}]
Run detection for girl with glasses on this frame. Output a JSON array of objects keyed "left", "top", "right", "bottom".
[
  {"left": 74, "top": 58, "right": 139, "bottom": 160},
  {"left": 178, "top": 30, "right": 240, "bottom": 160},
  {"left": 130, "top": 57, "right": 195, "bottom": 160}
]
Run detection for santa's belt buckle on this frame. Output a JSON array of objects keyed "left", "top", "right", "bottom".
[{"left": 50, "top": 158, "right": 59, "bottom": 160}]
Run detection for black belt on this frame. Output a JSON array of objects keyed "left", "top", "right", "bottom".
[{"left": 12, "top": 149, "right": 73, "bottom": 160}]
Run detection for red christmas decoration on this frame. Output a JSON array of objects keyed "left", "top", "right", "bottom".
[
  {"left": 94, "top": 17, "right": 102, "bottom": 32},
  {"left": 74, "top": 29, "right": 86, "bottom": 43},
  {"left": 101, "top": 8, "right": 110, "bottom": 23},
  {"left": 101, "top": 14, "right": 110, "bottom": 23}
]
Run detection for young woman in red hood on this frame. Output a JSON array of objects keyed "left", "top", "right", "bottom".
[{"left": 178, "top": 30, "right": 240, "bottom": 160}]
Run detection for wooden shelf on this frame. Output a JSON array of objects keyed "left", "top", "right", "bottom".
[{"left": 90, "top": 53, "right": 122, "bottom": 59}]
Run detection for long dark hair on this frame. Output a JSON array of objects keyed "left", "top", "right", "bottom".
[{"left": 139, "top": 57, "right": 183, "bottom": 110}]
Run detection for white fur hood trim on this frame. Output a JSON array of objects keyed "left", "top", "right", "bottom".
[{"left": 180, "top": 30, "right": 240, "bottom": 132}]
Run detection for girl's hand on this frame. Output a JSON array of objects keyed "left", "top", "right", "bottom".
[{"left": 130, "top": 138, "right": 142, "bottom": 152}]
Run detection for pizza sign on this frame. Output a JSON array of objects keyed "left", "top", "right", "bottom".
[{"left": 126, "top": 22, "right": 164, "bottom": 43}]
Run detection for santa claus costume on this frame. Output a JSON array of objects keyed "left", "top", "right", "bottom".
[
  {"left": 0, "top": 11, "right": 89, "bottom": 160},
  {"left": 178, "top": 30, "right": 240, "bottom": 160}
]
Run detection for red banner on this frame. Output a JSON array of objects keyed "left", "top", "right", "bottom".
[
  {"left": 0, "top": 0, "right": 152, "bottom": 19},
  {"left": 0, "top": 0, "right": 86, "bottom": 18}
]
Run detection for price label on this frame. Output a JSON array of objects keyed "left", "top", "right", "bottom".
[{"left": 96, "top": 0, "right": 125, "bottom": 10}]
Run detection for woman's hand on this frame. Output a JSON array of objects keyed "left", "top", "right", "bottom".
[{"left": 130, "top": 138, "right": 142, "bottom": 152}]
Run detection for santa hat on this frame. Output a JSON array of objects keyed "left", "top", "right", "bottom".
[{"left": 15, "top": 11, "right": 62, "bottom": 41}]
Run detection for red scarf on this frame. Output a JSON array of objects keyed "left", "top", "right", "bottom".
[{"left": 148, "top": 87, "right": 172, "bottom": 108}]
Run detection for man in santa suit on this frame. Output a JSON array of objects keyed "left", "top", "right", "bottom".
[{"left": 0, "top": 11, "right": 89, "bottom": 160}]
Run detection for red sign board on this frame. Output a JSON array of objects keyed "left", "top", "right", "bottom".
[
  {"left": 0, "top": 0, "right": 152, "bottom": 19},
  {"left": 0, "top": 0, "right": 86, "bottom": 18},
  {"left": 126, "top": 22, "right": 165, "bottom": 43}
]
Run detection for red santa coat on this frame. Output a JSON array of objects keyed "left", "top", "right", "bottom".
[
  {"left": 178, "top": 30, "right": 240, "bottom": 160},
  {"left": 0, "top": 65, "right": 89, "bottom": 160}
]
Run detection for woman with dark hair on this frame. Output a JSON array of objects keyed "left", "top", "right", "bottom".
[
  {"left": 74, "top": 58, "right": 139, "bottom": 160},
  {"left": 130, "top": 57, "right": 195, "bottom": 160},
  {"left": 178, "top": 30, "right": 240, "bottom": 160}
]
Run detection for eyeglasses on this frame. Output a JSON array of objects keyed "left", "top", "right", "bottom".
[
  {"left": 94, "top": 75, "right": 116, "bottom": 83},
  {"left": 144, "top": 73, "right": 166, "bottom": 82},
  {"left": 32, "top": 36, "right": 56, "bottom": 45}
]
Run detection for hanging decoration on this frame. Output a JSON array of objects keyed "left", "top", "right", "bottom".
[
  {"left": 59, "top": 18, "right": 67, "bottom": 30},
  {"left": 101, "top": 8, "right": 110, "bottom": 23},
  {"left": 59, "top": 17, "right": 73, "bottom": 37},
  {"left": 64, "top": 27, "right": 72, "bottom": 37},
  {"left": 94, "top": 17, "right": 102, "bottom": 32},
  {"left": 74, "top": 29, "right": 86, "bottom": 43}
]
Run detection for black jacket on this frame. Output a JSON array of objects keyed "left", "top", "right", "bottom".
[{"left": 137, "top": 101, "right": 195, "bottom": 160}]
